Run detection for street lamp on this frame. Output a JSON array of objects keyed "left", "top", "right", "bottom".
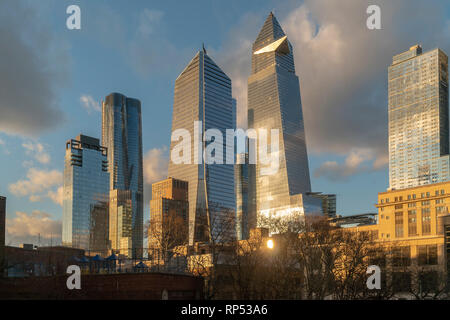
[{"left": 266, "top": 239, "right": 274, "bottom": 249}]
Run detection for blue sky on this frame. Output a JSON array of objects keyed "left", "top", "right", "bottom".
[{"left": 1, "top": 0, "right": 450, "bottom": 246}]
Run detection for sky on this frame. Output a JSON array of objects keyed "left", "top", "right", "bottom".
[{"left": 1, "top": 0, "right": 450, "bottom": 246}]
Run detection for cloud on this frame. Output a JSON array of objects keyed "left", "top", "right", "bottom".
[
  {"left": 47, "top": 186, "right": 63, "bottom": 206},
  {"left": 0, "top": 137, "right": 10, "bottom": 155},
  {"left": 8, "top": 168, "right": 62, "bottom": 204},
  {"left": 314, "top": 148, "right": 386, "bottom": 181},
  {"left": 143, "top": 147, "right": 169, "bottom": 203},
  {"left": 0, "top": 1, "right": 69, "bottom": 136},
  {"left": 138, "top": 9, "right": 164, "bottom": 36},
  {"left": 80, "top": 95, "right": 101, "bottom": 114},
  {"left": 22, "top": 141, "right": 50, "bottom": 164},
  {"left": 215, "top": 0, "right": 450, "bottom": 180},
  {"left": 5, "top": 210, "right": 61, "bottom": 246},
  {"left": 144, "top": 147, "right": 169, "bottom": 184}
]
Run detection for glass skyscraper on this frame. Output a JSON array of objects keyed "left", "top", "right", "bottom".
[
  {"left": 62, "top": 135, "right": 110, "bottom": 253},
  {"left": 168, "top": 48, "right": 236, "bottom": 245},
  {"left": 248, "top": 13, "right": 320, "bottom": 232},
  {"left": 235, "top": 153, "right": 249, "bottom": 240},
  {"left": 389, "top": 45, "right": 450, "bottom": 190},
  {"left": 102, "top": 93, "right": 143, "bottom": 257}
]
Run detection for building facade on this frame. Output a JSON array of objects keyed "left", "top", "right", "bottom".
[
  {"left": 247, "top": 13, "right": 319, "bottom": 232},
  {"left": 343, "top": 181, "right": 450, "bottom": 293},
  {"left": 62, "top": 135, "right": 110, "bottom": 252},
  {"left": 148, "top": 178, "right": 189, "bottom": 254},
  {"left": 109, "top": 189, "right": 133, "bottom": 257},
  {"left": 389, "top": 45, "right": 450, "bottom": 190},
  {"left": 308, "top": 192, "right": 337, "bottom": 218},
  {"left": 235, "top": 153, "right": 249, "bottom": 240},
  {"left": 168, "top": 49, "right": 235, "bottom": 245},
  {"left": 102, "top": 92, "right": 144, "bottom": 257}
]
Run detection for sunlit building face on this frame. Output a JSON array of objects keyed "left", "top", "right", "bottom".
[
  {"left": 388, "top": 45, "right": 450, "bottom": 190},
  {"left": 247, "top": 13, "right": 320, "bottom": 232},
  {"left": 168, "top": 49, "right": 236, "bottom": 245}
]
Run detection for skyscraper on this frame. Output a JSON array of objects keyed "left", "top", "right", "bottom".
[
  {"left": 102, "top": 93, "right": 144, "bottom": 257},
  {"left": 168, "top": 48, "right": 236, "bottom": 245},
  {"left": 62, "top": 135, "right": 110, "bottom": 253},
  {"left": 235, "top": 153, "right": 249, "bottom": 240},
  {"left": 389, "top": 45, "right": 450, "bottom": 190},
  {"left": 248, "top": 13, "right": 320, "bottom": 231},
  {"left": 148, "top": 178, "right": 188, "bottom": 254},
  {"left": 109, "top": 189, "right": 133, "bottom": 256}
]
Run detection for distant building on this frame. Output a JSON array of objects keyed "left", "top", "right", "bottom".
[
  {"left": 102, "top": 92, "right": 144, "bottom": 258},
  {"left": 89, "top": 201, "right": 110, "bottom": 256},
  {"left": 308, "top": 192, "right": 337, "bottom": 218},
  {"left": 389, "top": 45, "right": 450, "bottom": 190},
  {"left": 235, "top": 153, "right": 249, "bottom": 240},
  {"left": 0, "top": 196, "right": 5, "bottom": 276},
  {"left": 109, "top": 189, "right": 133, "bottom": 257},
  {"left": 148, "top": 178, "right": 189, "bottom": 255},
  {"left": 62, "top": 134, "right": 110, "bottom": 253},
  {"left": 4, "top": 245, "right": 85, "bottom": 277}
]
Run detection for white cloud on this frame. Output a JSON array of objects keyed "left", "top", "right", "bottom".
[
  {"left": 143, "top": 147, "right": 169, "bottom": 204},
  {"left": 22, "top": 141, "right": 50, "bottom": 164},
  {"left": 47, "top": 186, "right": 63, "bottom": 206},
  {"left": 5, "top": 210, "right": 61, "bottom": 246},
  {"left": 80, "top": 95, "right": 101, "bottom": 114},
  {"left": 144, "top": 147, "right": 169, "bottom": 185},
  {"left": 314, "top": 148, "right": 387, "bottom": 181},
  {"left": 8, "top": 168, "right": 63, "bottom": 204}
]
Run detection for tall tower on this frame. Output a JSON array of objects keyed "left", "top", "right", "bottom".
[
  {"left": 248, "top": 13, "right": 318, "bottom": 231},
  {"left": 388, "top": 45, "right": 450, "bottom": 190},
  {"left": 62, "top": 134, "right": 110, "bottom": 254},
  {"left": 102, "top": 93, "right": 143, "bottom": 257},
  {"left": 168, "top": 48, "right": 236, "bottom": 245}
]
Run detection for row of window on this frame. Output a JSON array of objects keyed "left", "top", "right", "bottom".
[{"left": 380, "top": 189, "right": 446, "bottom": 203}]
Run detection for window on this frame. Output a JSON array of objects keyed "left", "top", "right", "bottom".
[
  {"left": 422, "top": 208, "right": 431, "bottom": 235},
  {"left": 436, "top": 206, "right": 448, "bottom": 214},
  {"left": 408, "top": 210, "right": 417, "bottom": 236},
  {"left": 407, "top": 202, "right": 416, "bottom": 208},
  {"left": 395, "top": 204, "right": 403, "bottom": 209},
  {"left": 441, "top": 190, "right": 445, "bottom": 195},
  {"left": 392, "top": 246, "right": 411, "bottom": 266},
  {"left": 395, "top": 212, "right": 404, "bottom": 237},
  {"left": 421, "top": 200, "right": 430, "bottom": 206},
  {"left": 418, "top": 245, "right": 438, "bottom": 265},
  {"left": 435, "top": 190, "right": 439, "bottom": 196},
  {"left": 436, "top": 198, "right": 444, "bottom": 204}
]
